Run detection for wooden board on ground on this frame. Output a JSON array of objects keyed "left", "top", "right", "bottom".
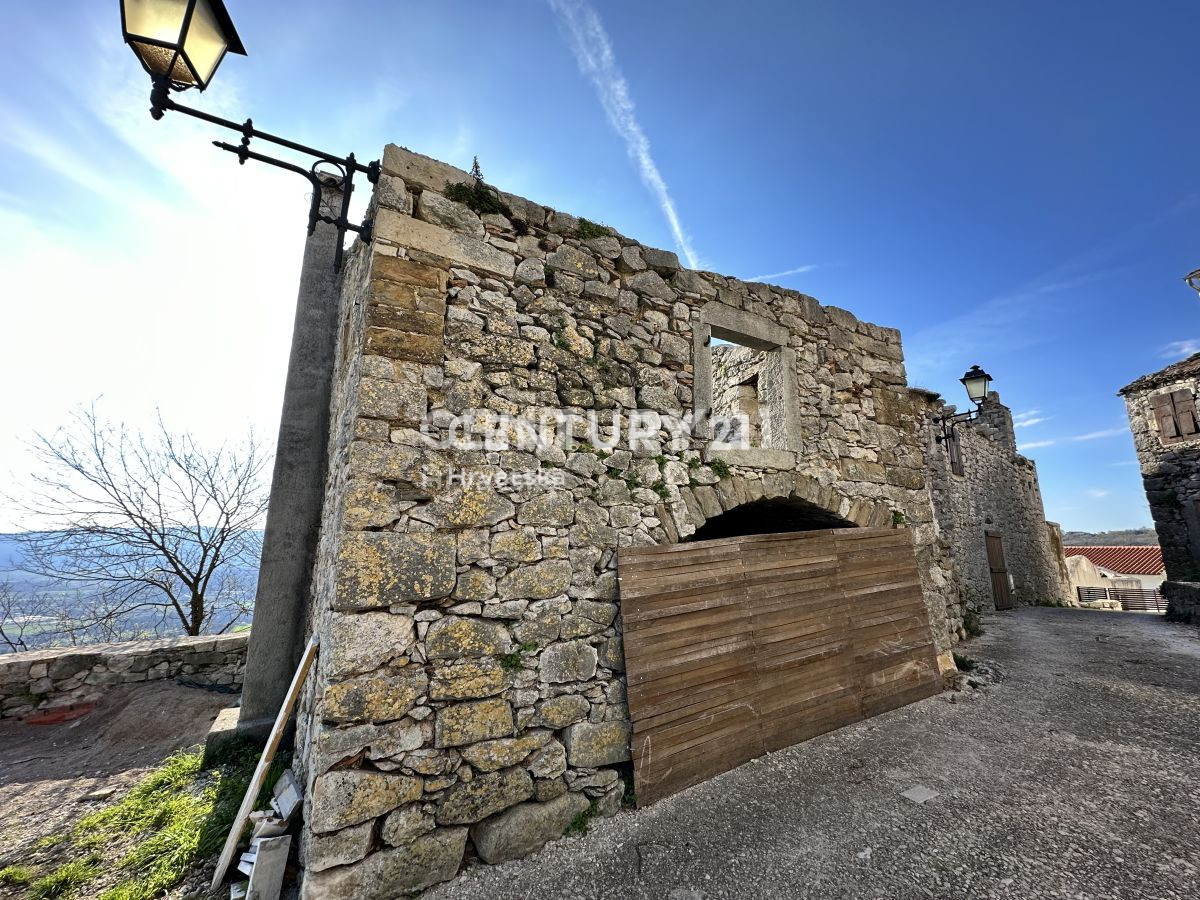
[{"left": 619, "top": 527, "right": 941, "bottom": 806}]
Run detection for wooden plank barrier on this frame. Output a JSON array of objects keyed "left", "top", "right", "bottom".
[{"left": 619, "top": 527, "right": 942, "bottom": 806}]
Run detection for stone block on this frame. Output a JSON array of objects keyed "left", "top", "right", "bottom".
[
  {"left": 381, "top": 803, "right": 436, "bottom": 847},
  {"left": 429, "top": 658, "right": 510, "bottom": 700},
  {"left": 434, "top": 698, "right": 514, "bottom": 747},
  {"left": 374, "top": 207, "right": 515, "bottom": 278},
  {"left": 426, "top": 617, "right": 511, "bottom": 660},
  {"left": 539, "top": 641, "right": 598, "bottom": 684},
  {"left": 323, "top": 670, "right": 428, "bottom": 724},
  {"left": 358, "top": 378, "right": 427, "bottom": 424},
  {"left": 460, "top": 730, "right": 551, "bottom": 772},
  {"left": 310, "top": 771, "right": 423, "bottom": 833},
  {"left": 415, "top": 190, "right": 485, "bottom": 238},
  {"left": 435, "top": 767, "right": 533, "bottom": 825},
  {"left": 469, "top": 792, "right": 590, "bottom": 864},
  {"left": 301, "top": 827, "right": 467, "bottom": 899},
  {"left": 303, "top": 820, "right": 374, "bottom": 873},
  {"left": 499, "top": 560, "right": 573, "bottom": 601},
  {"left": 535, "top": 694, "right": 590, "bottom": 728},
  {"left": 564, "top": 720, "right": 631, "bottom": 767},
  {"left": 325, "top": 612, "right": 415, "bottom": 678},
  {"left": 334, "top": 532, "right": 456, "bottom": 611},
  {"left": 526, "top": 739, "right": 568, "bottom": 779},
  {"left": 309, "top": 721, "right": 425, "bottom": 776}
]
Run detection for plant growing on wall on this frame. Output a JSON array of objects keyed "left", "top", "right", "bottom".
[{"left": 443, "top": 156, "right": 513, "bottom": 217}]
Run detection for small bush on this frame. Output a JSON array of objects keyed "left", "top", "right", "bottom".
[
  {"left": 709, "top": 458, "right": 731, "bottom": 479},
  {"left": 651, "top": 480, "right": 671, "bottom": 501},
  {"left": 953, "top": 652, "right": 977, "bottom": 673},
  {"left": 443, "top": 157, "right": 511, "bottom": 217},
  {"left": 891, "top": 510, "right": 906, "bottom": 527},
  {"left": 574, "top": 219, "right": 610, "bottom": 240}
]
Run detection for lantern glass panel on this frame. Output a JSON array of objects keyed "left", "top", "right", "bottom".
[
  {"left": 183, "top": 0, "right": 229, "bottom": 87},
  {"left": 123, "top": 0, "right": 189, "bottom": 45}
]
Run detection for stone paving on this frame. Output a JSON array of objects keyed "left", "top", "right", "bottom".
[{"left": 428, "top": 608, "right": 1200, "bottom": 899}]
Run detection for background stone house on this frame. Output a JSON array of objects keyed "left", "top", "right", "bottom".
[
  {"left": 1121, "top": 354, "right": 1200, "bottom": 622},
  {"left": 920, "top": 391, "right": 1071, "bottom": 619},
  {"left": 287, "top": 146, "right": 1071, "bottom": 895}
]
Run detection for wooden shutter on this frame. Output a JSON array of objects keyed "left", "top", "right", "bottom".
[
  {"left": 1151, "top": 393, "right": 1181, "bottom": 442},
  {"left": 1171, "top": 390, "right": 1199, "bottom": 438},
  {"left": 947, "top": 430, "right": 964, "bottom": 476}
]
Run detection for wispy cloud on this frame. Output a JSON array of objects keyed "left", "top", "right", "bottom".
[
  {"left": 747, "top": 264, "right": 819, "bottom": 283},
  {"left": 1019, "top": 439, "right": 1057, "bottom": 450},
  {"left": 547, "top": 0, "right": 699, "bottom": 268},
  {"left": 1161, "top": 339, "right": 1200, "bottom": 360},
  {"left": 1086, "top": 489, "right": 1111, "bottom": 499},
  {"left": 1110, "top": 460, "right": 1139, "bottom": 467},
  {"left": 1012, "top": 409, "right": 1050, "bottom": 429},
  {"left": 1071, "top": 428, "right": 1127, "bottom": 442}
]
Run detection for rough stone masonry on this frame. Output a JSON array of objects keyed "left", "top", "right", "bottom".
[
  {"left": 1122, "top": 353, "right": 1200, "bottom": 622},
  {"left": 287, "top": 145, "right": 1066, "bottom": 896}
]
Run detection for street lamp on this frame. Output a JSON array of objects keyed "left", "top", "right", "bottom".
[
  {"left": 935, "top": 364, "right": 996, "bottom": 444},
  {"left": 119, "top": 0, "right": 379, "bottom": 271},
  {"left": 1185, "top": 268, "right": 1200, "bottom": 297},
  {"left": 959, "top": 365, "right": 993, "bottom": 406},
  {"left": 120, "top": 0, "right": 245, "bottom": 90}
]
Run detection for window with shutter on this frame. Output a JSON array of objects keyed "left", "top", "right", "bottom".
[
  {"left": 1171, "top": 389, "right": 1199, "bottom": 438},
  {"left": 1151, "top": 389, "right": 1199, "bottom": 444}
]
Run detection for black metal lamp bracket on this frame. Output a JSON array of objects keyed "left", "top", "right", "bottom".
[
  {"left": 150, "top": 75, "right": 379, "bottom": 272},
  {"left": 933, "top": 409, "right": 978, "bottom": 444}
]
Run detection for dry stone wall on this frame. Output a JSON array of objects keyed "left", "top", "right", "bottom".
[
  {"left": 295, "top": 145, "right": 964, "bottom": 896},
  {"left": 923, "top": 393, "right": 1071, "bottom": 622},
  {"left": 0, "top": 633, "right": 247, "bottom": 720}
]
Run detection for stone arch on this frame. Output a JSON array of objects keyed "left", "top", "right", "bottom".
[{"left": 668, "top": 470, "right": 896, "bottom": 543}]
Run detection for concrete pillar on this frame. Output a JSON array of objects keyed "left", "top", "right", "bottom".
[{"left": 238, "top": 179, "right": 343, "bottom": 733}]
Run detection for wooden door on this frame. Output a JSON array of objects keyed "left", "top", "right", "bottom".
[
  {"left": 618, "top": 527, "right": 942, "bottom": 806},
  {"left": 986, "top": 532, "right": 1013, "bottom": 610}
]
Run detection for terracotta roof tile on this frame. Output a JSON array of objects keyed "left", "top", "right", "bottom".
[{"left": 1063, "top": 546, "right": 1164, "bottom": 575}]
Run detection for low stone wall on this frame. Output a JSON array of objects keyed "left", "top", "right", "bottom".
[
  {"left": 1163, "top": 581, "right": 1200, "bottom": 624},
  {"left": 0, "top": 633, "right": 249, "bottom": 720}
]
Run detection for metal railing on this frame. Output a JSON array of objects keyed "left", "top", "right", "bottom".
[{"left": 1077, "top": 586, "right": 1166, "bottom": 612}]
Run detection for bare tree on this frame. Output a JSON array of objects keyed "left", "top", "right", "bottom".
[
  {"left": 0, "top": 580, "right": 31, "bottom": 653},
  {"left": 13, "top": 405, "right": 269, "bottom": 640}
]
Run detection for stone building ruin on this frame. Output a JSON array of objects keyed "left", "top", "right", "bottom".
[
  {"left": 1121, "top": 354, "right": 1200, "bottom": 622},
  {"left": 280, "top": 145, "right": 1070, "bottom": 895}
]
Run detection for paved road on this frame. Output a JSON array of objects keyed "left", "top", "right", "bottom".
[{"left": 429, "top": 608, "right": 1200, "bottom": 900}]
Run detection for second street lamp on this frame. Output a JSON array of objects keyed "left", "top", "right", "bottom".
[
  {"left": 935, "top": 364, "right": 996, "bottom": 445},
  {"left": 1185, "top": 268, "right": 1200, "bottom": 298},
  {"left": 118, "top": 0, "right": 378, "bottom": 271}
]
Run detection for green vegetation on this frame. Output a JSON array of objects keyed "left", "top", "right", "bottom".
[
  {"left": 953, "top": 652, "right": 977, "bottom": 673},
  {"left": 891, "top": 510, "right": 906, "bottom": 527},
  {"left": 709, "top": 458, "right": 731, "bottom": 479},
  {"left": 497, "top": 643, "right": 538, "bottom": 671},
  {"left": 443, "top": 156, "right": 513, "bottom": 217},
  {"left": 8, "top": 742, "right": 277, "bottom": 900},
  {"left": 0, "top": 866, "right": 35, "bottom": 887},
  {"left": 28, "top": 857, "right": 102, "bottom": 900},
  {"left": 564, "top": 801, "right": 598, "bottom": 837},
  {"left": 651, "top": 480, "right": 671, "bottom": 501},
  {"left": 573, "top": 219, "right": 611, "bottom": 240}
]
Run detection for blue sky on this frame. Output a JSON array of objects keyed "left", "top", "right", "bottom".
[{"left": 1, "top": 0, "right": 1198, "bottom": 532}]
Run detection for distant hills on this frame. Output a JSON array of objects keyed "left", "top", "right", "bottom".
[
  {"left": 1061, "top": 528, "right": 1158, "bottom": 546},
  {"left": 0, "top": 532, "right": 257, "bottom": 654}
]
